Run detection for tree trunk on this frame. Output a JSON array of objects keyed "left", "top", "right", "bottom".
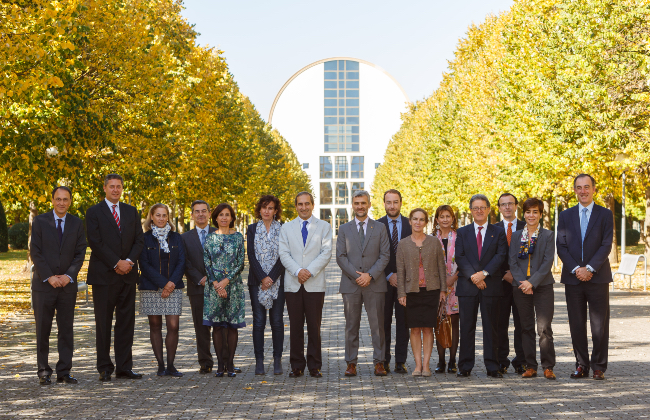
[
  {"left": 177, "top": 205, "right": 185, "bottom": 234},
  {"left": 644, "top": 186, "right": 650, "bottom": 258},
  {"left": 607, "top": 194, "right": 619, "bottom": 265},
  {"left": 489, "top": 207, "right": 498, "bottom": 224},
  {"left": 543, "top": 198, "right": 551, "bottom": 229},
  {"left": 0, "top": 200, "right": 8, "bottom": 252},
  {"left": 170, "top": 200, "right": 176, "bottom": 231},
  {"left": 24, "top": 201, "right": 38, "bottom": 271}
]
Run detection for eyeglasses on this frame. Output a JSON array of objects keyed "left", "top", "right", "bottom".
[
  {"left": 470, "top": 206, "right": 489, "bottom": 212},
  {"left": 499, "top": 202, "right": 516, "bottom": 208}
]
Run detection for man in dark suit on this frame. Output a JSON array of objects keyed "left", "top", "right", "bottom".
[
  {"left": 494, "top": 193, "right": 526, "bottom": 374},
  {"left": 377, "top": 189, "right": 411, "bottom": 374},
  {"left": 30, "top": 186, "right": 87, "bottom": 385},
  {"left": 86, "top": 174, "right": 144, "bottom": 381},
  {"left": 455, "top": 194, "right": 508, "bottom": 378},
  {"left": 181, "top": 200, "right": 216, "bottom": 374},
  {"left": 557, "top": 174, "right": 613, "bottom": 380}
]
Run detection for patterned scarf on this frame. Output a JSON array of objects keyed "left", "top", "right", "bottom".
[
  {"left": 151, "top": 224, "right": 172, "bottom": 253},
  {"left": 255, "top": 220, "right": 281, "bottom": 309},
  {"left": 435, "top": 229, "right": 457, "bottom": 276},
  {"left": 518, "top": 224, "right": 540, "bottom": 259}
]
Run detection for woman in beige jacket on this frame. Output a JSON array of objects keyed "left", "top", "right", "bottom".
[{"left": 396, "top": 208, "right": 447, "bottom": 376}]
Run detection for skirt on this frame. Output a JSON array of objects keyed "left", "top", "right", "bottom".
[
  {"left": 139, "top": 289, "right": 183, "bottom": 315},
  {"left": 405, "top": 287, "right": 440, "bottom": 328}
]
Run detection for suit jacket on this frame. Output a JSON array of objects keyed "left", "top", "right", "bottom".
[
  {"left": 181, "top": 226, "right": 216, "bottom": 296},
  {"left": 336, "top": 218, "right": 391, "bottom": 294},
  {"left": 556, "top": 204, "right": 613, "bottom": 285},
  {"left": 377, "top": 215, "right": 412, "bottom": 278},
  {"left": 86, "top": 200, "right": 144, "bottom": 286},
  {"left": 493, "top": 219, "right": 526, "bottom": 278},
  {"left": 279, "top": 217, "right": 332, "bottom": 293},
  {"left": 138, "top": 231, "right": 186, "bottom": 290},
  {"left": 508, "top": 227, "right": 556, "bottom": 288},
  {"left": 246, "top": 222, "right": 285, "bottom": 287},
  {"left": 395, "top": 235, "right": 447, "bottom": 298},
  {"left": 455, "top": 223, "right": 508, "bottom": 297},
  {"left": 30, "top": 212, "right": 87, "bottom": 293}
]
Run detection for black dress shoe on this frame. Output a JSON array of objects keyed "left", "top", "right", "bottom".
[
  {"left": 487, "top": 370, "right": 503, "bottom": 378},
  {"left": 234, "top": 366, "right": 242, "bottom": 374},
  {"left": 394, "top": 363, "right": 408, "bottom": 374},
  {"left": 289, "top": 369, "right": 304, "bottom": 378},
  {"left": 39, "top": 375, "right": 52, "bottom": 385},
  {"left": 309, "top": 368, "right": 322, "bottom": 378},
  {"left": 116, "top": 370, "right": 143, "bottom": 379},
  {"left": 447, "top": 362, "right": 457, "bottom": 373},
  {"left": 199, "top": 366, "right": 213, "bottom": 374},
  {"left": 166, "top": 367, "right": 183, "bottom": 377},
  {"left": 457, "top": 370, "right": 471, "bottom": 377},
  {"left": 498, "top": 365, "right": 508, "bottom": 375},
  {"left": 57, "top": 374, "right": 78, "bottom": 384},
  {"left": 513, "top": 365, "right": 526, "bottom": 374},
  {"left": 383, "top": 362, "right": 391, "bottom": 373},
  {"left": 99, "top": 371, "right": 112, "bottom": 382},
  {"left": 435, "top": 362, "right": 446, "bottom": 374}
]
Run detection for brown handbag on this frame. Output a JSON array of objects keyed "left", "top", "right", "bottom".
[{"left": 435, "top": 299, "right": 453, "bottom": 349}]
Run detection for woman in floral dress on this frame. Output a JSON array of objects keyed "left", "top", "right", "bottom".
[
  {"left": 203, "top": 203, "right": 245, "bottom": 377},
  {"left": 433, "top": 205, "right": 460, "bottom": 374}
]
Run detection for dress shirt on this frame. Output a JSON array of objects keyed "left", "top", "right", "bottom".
[
  {"left": 386, "top": 215, "right": 402, "bottom": 281},
  {"left": 294, "top": 215, "right": 317, "bottom": 277},
  {"left": 355, "top": 216, "right": 371, "bottom": 235},
  {"left": 196, "top": 225, "right": 210, "bottom": 244},
  {"left": 473, "top": 221, "right": 490, "bottom": 247},
  {"left": 44, "top": 210, "right": 73, "bottom": 284},
  {"left": 572, "top": 201, "right": 596, "bottom": 274},
  {"left": 502, "top": 218, "right": 517, "bottom": 232}
]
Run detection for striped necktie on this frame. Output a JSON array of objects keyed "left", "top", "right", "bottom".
[
  {"left": 112, "top": 204, "right": 121, "bottom": 231},
  {"left": 391, "top": 220, "right": 399, "bottom": 253}
]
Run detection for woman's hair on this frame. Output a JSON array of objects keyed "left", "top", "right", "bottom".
[
  {"left": 254, "top": 195, "right": 282, "bottom": 221},
  {"left": 211, "top": 203, "right": 236, "bottom": 228},
  {"left": 409, "top": 208, "right": 429, "bottom": 224},
  {"left": 522, "top": 197, "right": 545, "bottom": 215},
  {"left": 144, "top": 203, "right": 175, "bottom": 232},
  {"left": 434, "top": 205, "right": 457, "bottom": 231}
]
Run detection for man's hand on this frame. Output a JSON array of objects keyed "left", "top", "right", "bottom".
[
  {"left": 261, "top": 276, "right": 273, "bottom": 291},
  {"left": 57, "top": 275, "right": 71, "bottom": 287},
  {"left": 298, "top": 269, "right": 312, "bottom": 284},
  {"left": 199, "top": 276, "right": 207, "bottom": 286},
  {"left": 398, "top": 297, "right": 406, "bottom": 307},
  {"left": 388, "top": 274, "right": 397, "bottom": 288},
  {"left": 575, "top": 267, "right": 593, "bottom": 282},
  {"left": 47, "top": 276, "right": 62, "bottom": 288},
  {"left": 503, "top": 271, "right": 514, "bottom": 284},
  {"left": 471, "top": 271, "right": 486, "bottom": 284},
  {"left": 355, "top": 271, "right": 372, "bottom": 288},
  {"left": 476, "top": 280, "right": 487, "bottom": 290},
  {"left": 115, "top": 260, "right": 132, "bottom": 275}
]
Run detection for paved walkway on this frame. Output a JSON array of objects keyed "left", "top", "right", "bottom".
[{"left": 2, "top": 251, "right": 650, "bottom": 419}]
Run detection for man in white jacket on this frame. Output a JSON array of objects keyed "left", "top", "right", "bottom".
[{"left": 279, "top": 192, "right": 332, "bottom": 378}]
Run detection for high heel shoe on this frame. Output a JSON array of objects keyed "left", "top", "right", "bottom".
[
  {"left": 434, "top": 362, "right": 446, "bottom": 374},
  {"left": 447, "top": 361, "right": 458, "bottom": 374},
  {"left": 227, "top": 363, "right": 236, "bottom": 378},
  {"left": 215, "top": 362, "right": 225, "bottom": 378}
]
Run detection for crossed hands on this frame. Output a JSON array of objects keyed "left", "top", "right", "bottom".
[
  {"left": 355, "top": 271, "right": 371, "bottom": 288},
  {"left": 298, "top": 269, "right": 312, "bottom": 284},
  {"left": 470, "top": 271, "right": 487, "bottom": 290},
  {"left": 260, "top": 276, "right": 274, "bottom": 291},
  {"left": 47, "top": 275, "right": 71, "bottom": 288},
  {"left": 575, "top": 267, "right": 593, "bottom": 282},
  {"left": 161, "top": 281, "right": 176, "bottom": 298},
  {"left": 115, "top": 260, "right": 134, "bottom": 275},
  {"left": 213, "top": 278, "right": 230, "bottom": 298},
  {"left": 519, "top": 280, "right": 534, "bottom": 295}
]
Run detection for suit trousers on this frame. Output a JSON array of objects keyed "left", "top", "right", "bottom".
[
  {"left": 92, "top": 282, "right": 136, "bottom": 374},
  {"left": 565, "top": 282, "right": 610, "bottom": 372},
  {"left": 189, "top": 293, "right": 213, "bottom": 368},
  {"left": 384, "top": 283, "right": 409, "bottom": 364},
  {"left": 33, "top": 289, "right": 77, "bottom": 378},
  {"left": 497, "top": 282, "right": 525, "bottom": 368},
  {"left": 513, "top": 284, "right": 556, "bottom": 370},
  {"left": 342, "top": 287, "right": 386, "bottom": 365},
  {"left": 285, "top": 284, "right": 325, "bottom": 371},
  {"left": 458, "top": 294, "right": 500, "bottom": 372}
]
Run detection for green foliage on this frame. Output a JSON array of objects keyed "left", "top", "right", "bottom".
[
  {"left": 621, "top": 229, "right": 641, "bottom": 247},
  {"left": 8, "top": 223, "right": 29, "bottom": 250},
  {"left": 0, "top": 201, "right": 7, "bottom": 252}
]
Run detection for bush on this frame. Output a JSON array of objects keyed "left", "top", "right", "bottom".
[
  {"left": 623, "top": 229, "right": 640, "bottom": 246},
  {"left": 8, "top": 222, "right": 29, "bottom": 250},
  {"left": 0, "top": 201, "right": 7, "bottom": 252}
]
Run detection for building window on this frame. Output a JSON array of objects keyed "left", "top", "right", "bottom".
[
  {"left": 335, "top": 156, "right": 348, "bottom": 178},
  {"left": 320, "top": 156, "right": 332, "bottom": 179},
  {"left": 320, "top": 209, "right": 332, "bottom": 224},
  {"left": 335, "top": 182, "right": 349, "bottom": 205},
  {"left": 324, "top": 60, "right": 359, "bottom": 153},
  {"left": 303, "top": 163, "right": 309, "bottom": 169},
  {"left": 351, "top": 182, "right": 364, "bottom": 197},
  {"left": 351, "top": 156, "right": 364, "bottom": 179},
  {"left": 320, "top": 183, "right": 333, "bottom": 205},
  {"left": 375, "top": 163, "right": 380, "bottom": 169},
  {"left": 335, "top": 208, "right": 349, "bottom": 236}
]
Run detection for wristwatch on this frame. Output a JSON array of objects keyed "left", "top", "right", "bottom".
[{"left": 482, "top": 270, "right": 489, "bottom": 277}]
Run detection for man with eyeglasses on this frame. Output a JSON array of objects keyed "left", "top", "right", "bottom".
[
  {"left": 31, "top": 186, "right": 87, "bottom": 385},
  {"left": 455, "top": 194, "right": 508, "bottom": 378},
  {"left": 493, "top": 193, "right": 526, "bottom": 375}
]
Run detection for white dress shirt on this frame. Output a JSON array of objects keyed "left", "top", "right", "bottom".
[
  {"left": 502, "top": 218, "right": 517, "bottom": 233},
  {"left": 294, "top": 215, "right": 317, "bottom": 276},
  {"left": 355, "top": 216, "right": 371, "bottom": 235},
  {"left": 45, "top": 210, "right": 73, "bottom": 284},
  {"left": 105, "top": 198, "right": 121, "bottom": 219},
  {"left": 473, "top": 221, "right": 489, "bottom": 246}
]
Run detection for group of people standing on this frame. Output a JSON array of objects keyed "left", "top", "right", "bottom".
[{"left": 30, "top": 172, "right": 613, "bottom": 384}]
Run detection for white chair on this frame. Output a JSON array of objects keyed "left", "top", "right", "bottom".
[{"left": 612, "top": 254, "right": 647, "bottom": 291}]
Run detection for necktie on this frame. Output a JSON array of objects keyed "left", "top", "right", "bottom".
[
  {"left": 358, "top": 221, "right": 365, "bottom": 246},
  {"left": 56, "top": 219, "right": 63, "bottom": 244},
  {"left": 477, "top": 226, "right": 483, "bottom": 260},
  {"left": 302, "top": 220, "right": 308, "bottom": 246},
  {"left": 581, "top": 207, "right": 588, "bottom": 259},
  {"left": 391, "top": 220, "right": 399, "bottom": 253},
  {"left": 112, "top": 204, "right": 121, "bottom": 231},
  {"left": 507, "top": 222, "right": 513, "bottom": 247},
  {"left": 200, "top": 229, "right": 206, "bottom": 247}
]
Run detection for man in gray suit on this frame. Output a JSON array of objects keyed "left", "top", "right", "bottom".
[{"left": 336, "top": 190, "right": 391, "bottom": 377}]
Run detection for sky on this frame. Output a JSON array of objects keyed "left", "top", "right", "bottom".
[{"left": 181, "top": 0, "right": 514, "bottom": 122}]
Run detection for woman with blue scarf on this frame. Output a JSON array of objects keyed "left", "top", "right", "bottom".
[
  {"left": 139, "top": 203, "right": 186, "bottom": 377},
  {"left": 508, "top": 198, "right": 556, "bottom": 380},
  {"left": 246, "top": 195, "right": 285, "bottom": 375}
]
